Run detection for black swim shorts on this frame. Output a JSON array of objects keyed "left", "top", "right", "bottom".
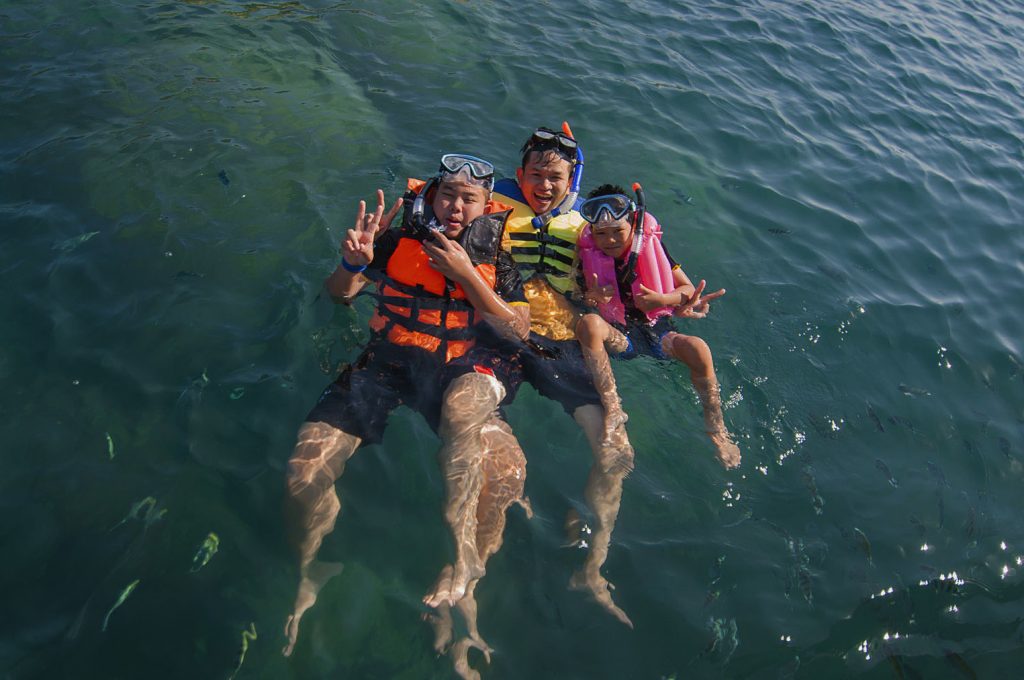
[
  {"left": 518, "top": 332, "right": 602, "bottom": 416},
  {"left": 305, "top": 341, "right": 523, "bottom": 445}
]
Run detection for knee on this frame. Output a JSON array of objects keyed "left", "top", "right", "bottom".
[
  {"left": 667, "top": 334, "right": 712, "bottom": 369},
  {"left": 576, "top": 314, "right": 606, "bottom": 345},
  {"left": 285, "top": 423, "right": 350, "bottom": 500},
  {"left": 441, "top": 373, "right": 504, "bottom": 434}
]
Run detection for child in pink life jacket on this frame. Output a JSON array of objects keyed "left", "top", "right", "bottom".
[{"left": 574, "top": 183, "right": 740, "bottom": 469}]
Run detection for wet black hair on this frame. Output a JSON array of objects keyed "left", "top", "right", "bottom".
[{"left": 587, "top": 184, "right": 628, "bottom": 199}]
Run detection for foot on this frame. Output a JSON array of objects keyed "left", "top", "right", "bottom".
[
  {"left": 282, "top": 560, "right": 344, "bottom": 656},
  {"left": 569, "top": 569, "right": 634, "bottom": 628},
  {"left": 708, "top": 430, "right": 741, "bottom": 469},
  {"left": 451, "top": 636, "right": 493, "bottom": 680},
  {"left": 423, "top": 558, "right": 483, "bottom": 609},
  {"left": 422, "top": 596, "right": 454, "bottom": 654}
]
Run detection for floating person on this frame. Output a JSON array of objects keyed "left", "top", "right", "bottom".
[
  {"left": 575, "top": 183, "right": 741, "bottom": 468},
  {"left": 282, "top": 153, "right": 531, "bottom": 657},
  {"left": 492, "top": 125, "right": 636, "bottom": 627}
]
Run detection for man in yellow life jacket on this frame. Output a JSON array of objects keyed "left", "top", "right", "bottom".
[
  {"left": 492, "top": 126, "right": 636, "bottom": 627},
  {"left": 282, "top": 154, "right": 531, "bottom": 657}
]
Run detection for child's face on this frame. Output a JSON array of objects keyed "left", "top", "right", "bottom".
[
  {"left": 431, "top": 180, "right": 488, "bottom": 237},
  {"left": 516, "top": 150, "right": 572, "bottom": 215},
  {"left": 590, "top": 216, "right": 634, "bottom": 259}
]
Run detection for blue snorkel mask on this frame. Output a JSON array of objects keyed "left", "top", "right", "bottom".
[{"left": 526, "top": 122, "right": 585, "bottom": 230}]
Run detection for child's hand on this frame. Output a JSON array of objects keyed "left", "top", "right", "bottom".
[
  {"left": 342, "top": 189, "right": 394, "bottom": 267},
  {"left": 676, "top": 280, "right": 726, "bottom": 319},
  {"left": 422, "top": 231, "right": 474, "bottom": 282},
  {"left": 635, "top": 284, "right": 668, "bottom": 312},
  {"left": 585, "top": 272, "right": 615, "bottom": 308}
]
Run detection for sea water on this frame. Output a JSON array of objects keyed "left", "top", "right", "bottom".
[{"left": 2, "top": 0, "right": 1022, "bottom": 677}]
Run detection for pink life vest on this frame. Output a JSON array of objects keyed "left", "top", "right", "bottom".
[{"left": 578, "top": 211, "right": 676, "bottom": 326}]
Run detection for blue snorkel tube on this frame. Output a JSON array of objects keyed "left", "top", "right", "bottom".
[{"left": 531, "top": 121, "right": 584, "bottom": 230}]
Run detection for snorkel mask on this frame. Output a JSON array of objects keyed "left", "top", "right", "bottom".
[
  {"left": 522, "top": 122, "right": 585, "bottom": 230},
  {"left": 411, "top": 153, "right": 495, "bottom": 236}
]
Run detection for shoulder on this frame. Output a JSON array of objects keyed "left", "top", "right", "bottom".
[
  {"left": 493, "top": 178, "right": 525, "bottom": 204},
  {"left": 462, "top": 212, "right": 508, "bottom": 264}
]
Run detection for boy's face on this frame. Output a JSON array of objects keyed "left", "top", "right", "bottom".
[
  {"left": 516, "top": 150, "right": 572, "bottom": 215},
  {"left": 590, "top": 216, "right": 634, "bottom": 259},
  {"left": 431, "top": 179, "right": 489, "bottom": 237}
]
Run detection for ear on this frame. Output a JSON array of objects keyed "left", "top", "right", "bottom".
[{"left": 516, "top": 167, "right": 524, "bottom": 184}]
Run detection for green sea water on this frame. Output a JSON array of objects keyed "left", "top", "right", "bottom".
[{"left": 2, "top": 0, "right": 1023, "bottom": 677}]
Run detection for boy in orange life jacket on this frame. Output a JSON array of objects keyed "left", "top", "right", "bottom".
[
  {"left": 282, "top": 154, "right": 531, "bottom": 658},
  {"left": 575, "top": 183, "right": 741, "bottom": 469}
]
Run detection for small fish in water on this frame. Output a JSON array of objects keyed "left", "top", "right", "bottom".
[
  {"left": 937, "top": 492, "right": 945, "bottom": 529},
  {"left": 55, "top": 230, "right": 100, "bottom": 253},
  {"left": 178, "top": 368, "right": 210, "bottom": 405},
  {"left": 217, "top": 169, "right": 230, "bottom": 186},
  {"left": 801, "top": 467, "right": 825, "bottom": 515},
  {"left": 875, "top": 459, "right": 899, "bottom": 488},
  {"left": 228, "top": 622, "right": 257, "bottom": 680},
  {"left": 767, "top": 227, "right": 791, "bottom": 235},
  {"left": 887, "top": 415, "right": 917, "bottom": 433},
  {"left": 998, "top": 437, "right": 1011, "bottom": 459},
  {"left": 709, "top": 555, "right": 725, "bottom": 583},
  {"left": 899, "top": 384, "right": 931, "bottom": 397},
  {"left": 927, "top": 461, "right": 947, "bottom": 487},
  {"left": 944, "top": 651, "right": 978, "bottom": 679},
  {"left": 671, "top": 188, "right": 694, "bottom": 204},
  {"left": 909, "top": 514, "right": 926, "bottom": 536},
  {"left": 852, "top": 527, "right": 872, "bottom": 564},
  {"left": 111, "top": 497, "right": 166, "bottom": 530},
  {"left": 190, "top": 532, "right": 220, "bottom": 572},
  {"left": 866, "top": 404, "right": 885, "bottom": 432},
  {"left": 796, "top": 566, "right": 813, "bottom": 604},
  {"left": 961, "top": 492, "right": 977, "bottom": 539},
  {"left": 105, "top": 432, "right": 115, "bottom": 460},
  {"left": 102, "top": 579, "right": 140, "bottom": 631}
]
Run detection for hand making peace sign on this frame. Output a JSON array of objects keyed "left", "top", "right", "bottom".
[
  {"left": 675, "top": 279, "right": 727, "bottom": 319},
  {"left": 341, "top": 189, "right": 401, "bottom": 268}
]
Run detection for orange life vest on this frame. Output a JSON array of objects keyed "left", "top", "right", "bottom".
[{"left": 368, "top": 179, "right": 511, "bottom": 363}]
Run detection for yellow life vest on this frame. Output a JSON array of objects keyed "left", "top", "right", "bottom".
[
  {"left": 494, "top": 188, "right": 586, "bottom": 295},
  {"left": 494, "top": 181, "right": 587, "bottom": 340}
]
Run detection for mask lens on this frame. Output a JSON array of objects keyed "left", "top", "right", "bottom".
[
  {"left": 581, "top": 195, "right": 632, "bottom": 223},
  {"left": 528, "top": 128, "right": 578, "bottom": 156},
  {"left": 439, "top": 154, "right": 495, "bottom": 189}
]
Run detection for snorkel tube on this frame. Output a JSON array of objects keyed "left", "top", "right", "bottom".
[
  {"left": 530, "top": 121, "right": 585, "bottom": 230},
  {"left": 410, "top": 176, "right": 441, "bottom": 237},
  {"left": 622, "top": 182, "right": 647, "bottom": 284}
]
